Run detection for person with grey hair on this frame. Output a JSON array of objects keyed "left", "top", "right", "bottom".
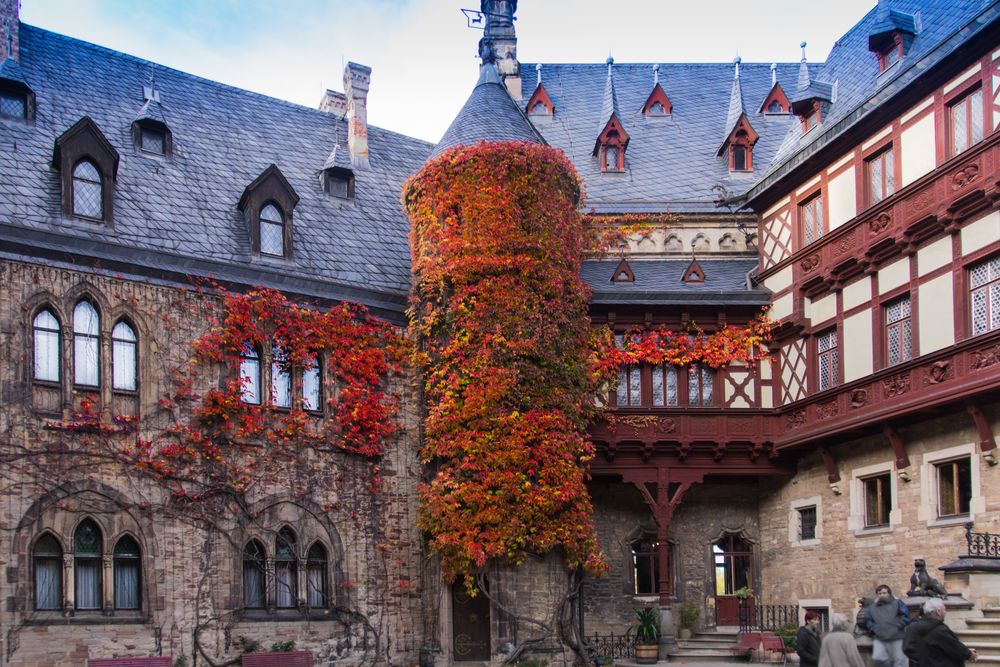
[
  {"left": 904, "top": 598, "right": 977, "bottom": 666},
  {"left": 818, "top": 613, "right": 865, "bottom": 667}
]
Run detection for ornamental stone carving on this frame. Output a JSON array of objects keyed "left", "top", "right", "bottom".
[
  {"left": 833, "top": 231, "right": 856, "bottom": 257},
  {"left": 870, "top": 212, "right": 891, "bottom": 234},
  {"left": 882, "top": 372, "right": 911, "bottom": 398},
  {"left": 923, "top": 360, "right": 952, "bottom": 385},
  {"left": 801, "top": 254, "right": 821, "bottom": 273},
  {"left": 910, "top": 187, "right": 935, "bottom": 212},
  {"left": 971, "top": 345, "right": 1000, "bottom": 370},
  {"left": 952, "top": 164, "right": 979, "bottom": 190},
  {"left": 786, "top": 410, "right": 806, "bottom": 429},
  {"left": 817, "top": 400, "right": 838, "bottom": 420},
  {"left": 849, "top": 388, "right": 869, "bottom": 409}
]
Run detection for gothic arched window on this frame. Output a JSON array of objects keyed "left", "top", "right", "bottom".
[
  {"left": 73, "top": 301, "right": 100, "bottom": 387},
  {"left": 113, "top": 535, "right": 141, "bottom": 610},
  {"left": 33, "top": 309, "right": 61, "bottom": 382},
  {"left": 306, "top": 542, "right": 329, "bottom": 608},
  {"left": 275, "top": 527, "right": 298, "bottom": 608},
  {"left": 242, "top": 540, "right": 266, "bottom": 609},
  {"left": 72, "top": 160, "right": 104, "bottom": 219},
  {"left": 33, "top": 533, "right": 63, "bottom": 610},
  {"left": 74, "top": 519, "right": 103, "bottom": 610},
  {"left": 112, "top": 320, "right": 138, "bottom": 391}
]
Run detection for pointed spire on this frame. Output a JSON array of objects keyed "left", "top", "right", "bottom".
[
  {"left": 770, "top": 62, "right": 777, "bottom": 86},
  {"left": 653, "top": 63, "right": 659, "bottom": 85},
  {"left": 722, "top": 56, "right": 746, "bottom": 140},
  {"left": 797, "top": 41, "right": 810, "bottom": 92},
  {"left": 598, "top": 55, "right": 621, "bottom": 136},
  {"left": 536, "top": 62, "right": 542, "bottom": 83}
]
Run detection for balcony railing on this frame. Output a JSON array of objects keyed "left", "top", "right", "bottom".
[
  {"left": 966, "top": 523, "right": 1000, "bottom": 558},
  {"left": 738, "top": 599, "right": 799, "bottom": 633}
]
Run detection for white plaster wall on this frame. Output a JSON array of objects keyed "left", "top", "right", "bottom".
[
  {"left": 843, "top": 276, "right": 873, "bottom": 311},
  {"left": 901, "top": 114, "right": 937, "bottom": 188},
  {"left": 917, "top": 237, "right": 953, "bottom": 277},
  {"left": 918, "top": 274, "right": 955, "bottom": 354},
  {"left": 828, "top": 166, "right": 857, "bottom": 231},
  {"left": 807, "top": 293, "right": 837, "bottom": 325},
  {"left": 843, "top": 309, "right": 874, "bottom": 383},
  {"left": 960, "top": 210, "right": 1000, "bottom": 256},
  {"left": 764, "top": 266, "right": 793, "bottom": 293},
  {"left": 878, "top": 258, "right": 910, "bottom": 295},
  {"left": 772, "top": 292, "right": 794, "bottom": 321}
]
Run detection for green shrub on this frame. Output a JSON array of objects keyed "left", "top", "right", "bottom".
[
  {"left": 270, "top": 640, "right": 296, "bottom": 653},
  {"left": 774, "top": 624, "right": 798, "bottom": 649}
]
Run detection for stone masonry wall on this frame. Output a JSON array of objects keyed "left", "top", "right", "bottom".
[{"left": 0, "top": 259, "right": 426, "bottom": 667}]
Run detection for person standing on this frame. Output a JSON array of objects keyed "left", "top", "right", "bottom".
[
  {"left": 796, "top": 610, "right": 823, "bottom": 667},
  {"left": 904, "top": 598, "right": 977, "bottom": 666},
  {"left": 865, "top": 584, "right": 911, "bottom": 667},
  {"left": 819, "top": 613, "right": 865, "bottom": 667}
]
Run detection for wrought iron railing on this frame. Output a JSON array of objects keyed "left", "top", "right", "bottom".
[
  {"left": 966, "top": 523, "right": 1000, "bottom": 557},
  {"left": 739, "top": 599, "right": 799, "bottom": 633},
  {"left": 587, "top": 632, "right": 637, "bottom": 659}
]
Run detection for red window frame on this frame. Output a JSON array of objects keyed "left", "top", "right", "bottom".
[
  {"left": 970, "top": 256, "right": 1000, "bottom": 337},
  {"left": 884, "top": 296, "right": 912, "bottom": 366},
  {"left": 866, "top": 146, "right": 896, "bottom": 206},
  {"left": 816, "top": 328, "right": 839, "bottom": 391},
  {"left": 800, "top": 193, "right": 825, "bottom": 246},
  {"left": 948, "top": 85, "right": 984, "bottom": 157}
]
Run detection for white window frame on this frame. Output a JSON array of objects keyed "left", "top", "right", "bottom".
[
  {"left": 848, "top": 461, "right": 902, "bottom": 535},
  {"left": 919, "top": 443, "right": 984, "bottom": 527},
  {"left": 789, "top": 496, "right": 822, "bottom": 547}
]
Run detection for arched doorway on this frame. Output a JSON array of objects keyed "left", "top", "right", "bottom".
[{"left": 712, "top": 533, "right": 753, "bottom": 626}]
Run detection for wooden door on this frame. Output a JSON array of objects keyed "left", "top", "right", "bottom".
[
  {"left": 713, "top": 534, "right": 753, "bottom": 626},
  {"left": 451, "top": 581, "right": 491, "bottom": 661}
]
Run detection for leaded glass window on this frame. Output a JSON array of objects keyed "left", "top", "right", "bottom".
[
  {"left": 306, "top": 542, "right": 328, "bottom": 608},
  {"left": 113, "top": 536, "right": 141, "bottom": 610},
  {"left": 652, "top": 364, "right": 678, "bottom": 407},
  {"left": 74, "top": 519, "right": 102, "bottom": 610},
  {"left": 867, "top": 147, "right": 895, "bottom": 205},
  {"left": 33, "top": 533, "right": 62, "bottom": 610},
  {"left": 73, "top": 301, "right": 100, "bottom": 387},
  {"left": 275, "top": 527, "right": 297, "bottom": 609},
  {"left": 303, "top": 356, "right": 322, "bottom": 411},
  {"left": 818, "top": 329, "right": 839, "bottom": 391},
  {"left": 950, "top": 88, "right": 983, "bottom": 156},
  {"left": 112, "top": 321, "right": 138, "bottom": 391},
  {"left": 688, "top": 364, "right": 714, "bottom": 406},
  {"left": 0, "top": 90, "right": 26, "bottom": 118},
  {"left": 242, "top": 540, "right": 266, "bottom": 609},
  {"left": 72, "top": 160, "right": 103, "bottom": 219},
  {"left": 259, "top": 204, "right": 285, "bottom": 256},
  {"left": 801, "top": 195, "right": 824, "bottom": 245},
  {"left": 971, "top": 257, "right": 1000, "bottom": 336},
  {"left": 885, "top": 297, "right": 912, "bottom": 366},
  {"left": 271, "top": 344, "right": 291, "bottom": 408},
  {"left": 239, "top": 343, "right": 260, "bottom": 404},
  {"left": 33, "top": 309, "right": 61, "bottom": 382},
  {"left": 140, "top": 127, "right": 166, "bottom": 155}
]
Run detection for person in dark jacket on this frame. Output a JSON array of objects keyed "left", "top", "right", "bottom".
[
  {"left": 865, "top": 584, "right": 911, "bottom": 667},
  {"left": 904, "top": 598, "right": 977, "bottom": 667},
  {"left": 796, "top": 610, "right": 822, "bottom": 667}
]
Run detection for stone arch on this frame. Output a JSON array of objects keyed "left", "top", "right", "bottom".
[
  {"left": 692, "top": 234, "right": 710, "bottom": 252},
  {"left": 718, "top": 233, "right": 738, "bottom": 251},
  {"left": 664, "top": 234, "right": 684, "bottom": 252}
]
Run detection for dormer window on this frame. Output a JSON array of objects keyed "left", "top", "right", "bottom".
[
  {"left": 871, "top": 31, "right": 906, "bottom": 73},
  {"left": 138, "top": 125, "right": 167, "bottom": 155},
  {"left": 642, "top": 83, "right": 672, "bottom": 117},
  {"left": 323, "top": 167, "right": 355, "bottom": 199},
  {"left": 0, "top": 59, "right": 35, "bottom": 121},
  {"left": 720, "top": 115, "right": 757, "bottom": 172},
  {"left": 732, "top": 144, "right": 748, "bottom": 171},
  {"left": 238, "top": 164, "right": 299, "bottom": 259},
  {"left": 0, "top": 88, "right": 26, "bottom": 119},
  {"left": 603, "top": 141, "right": 622, "bottom": 172},
  {"left": 868, "top": 9, "right": 917, "bottom": 75},
  {"left": 53, "top": 117, "right": 120, "bottom": 224},
  {"left": 259, "top": 203, "right": 286, "bottom": 256},
  {"left": 526, "top": 82, "right": 555, "bottom": 117},
  {"left": 596, "top": 117, "right": 629, "bottom": 174},
  {"left": 72, "top": 160, "right": 104, "bottom": 220},
  {"left": 760, "top": 82, "right": 790, "bottom": 115}
]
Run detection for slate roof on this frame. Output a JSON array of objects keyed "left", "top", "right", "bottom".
[
  {"left": 0, "top": 25, "right": 433, "bottom": 319},
  {"left": 432, "top": 63, "right": 545, "bottom": 158},
  {"left": 520, "top": 61, "right": 812, "bottom": 214},
  {"left": 757, "top": 0, "right": 998, "bottom": 195},
  {"left": 581, "top": 258, "right": 769, "bottom": 305}
]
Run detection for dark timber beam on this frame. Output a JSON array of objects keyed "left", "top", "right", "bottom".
[{"left": 882, "top": 424, "right": 910, "bottom": 470}]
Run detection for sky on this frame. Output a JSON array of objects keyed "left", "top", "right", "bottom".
[{"left": 21, "top": 0, "right": 878, "bottom": 143}]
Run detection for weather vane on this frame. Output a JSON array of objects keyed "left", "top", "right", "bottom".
[{"left": 460, "top": 7, "right": 516, "bottom": 29}]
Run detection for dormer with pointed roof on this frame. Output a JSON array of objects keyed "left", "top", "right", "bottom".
[
  {"left": 131, "top": 80, "right": 172, "bottom": 156},
  {"left": 594, "top": 57, "right": 629, "bottom": 173},
  {"left": 760, "top": 63, "right": 791, "bottom": 114},
  {"left": 642, "top": 64, "right": 672, "bottom": 117},
  {"left": 867, "top": 0, "right": 918, "bottom": 73},
  {"left": 789, "top": 42, "right": 833, "bottom": 132},
  {"left": 526, "top": 64, "right": 555, "bottom": 117},
  {"left": 718, "top": 58, "right": 759, "bottom": 172}
]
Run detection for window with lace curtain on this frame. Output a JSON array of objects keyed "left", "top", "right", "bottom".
[
  {"left": 306, "top": 542, "right": 329, "bottom": 608},
  {"left": 114, "top": 536, "right": 141, "bottom": 610},
  {"left": 243, "top": 540, "right": 266, "bottom": 609},
  {"left": 275, "top": 527, "right": 298, "bottom": 609},
  {"left": 33, "top": 534, "right": 63, "bottom": 610},
  {"left": 33, "top": 309, "right": 61, "bottom": 383},
  {"left": 74, "top": 519, "right": 103, "bottom": 610},
  {"left": 73, "top": 301, "right": 100, "bottom": 388}
]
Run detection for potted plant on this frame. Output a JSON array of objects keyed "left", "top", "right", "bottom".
[
  {"left": 630, "top": 606, "right": 660, "bottom": 664},
  {"left": 677, "top": 600, "right": 700, "bottom": 639},
  {"left": 734, "top": 586, "right": 753, "bottom": 601}
]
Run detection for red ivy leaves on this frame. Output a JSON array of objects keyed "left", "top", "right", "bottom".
[{"left": 405, "top": 141, "right": 607, "bottom": 585}]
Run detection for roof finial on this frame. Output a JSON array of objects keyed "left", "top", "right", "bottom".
[
  {"left": 606, "top": 54, "right": 614, "bottom": 76},
  {"left": 733, "top": 55, "right": 741, "bottom": 79},
  {"left": 536, "top": 62, "right": 542, "bottom": 83},
  {"left": 800, "top": 41, "right": 808, "bottom": 62},
  {"left": 653, "top": 63, "right": 659, "bottom": 85},
  {"left": 770, "top": 62, "right": 777, "bottom": 86}
]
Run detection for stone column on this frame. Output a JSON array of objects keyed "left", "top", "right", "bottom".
[{"left": 62, "top": 553, "right": 74, "bottom": 615}]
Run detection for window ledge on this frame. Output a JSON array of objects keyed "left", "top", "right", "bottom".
[
  {"left": 24, "top": 610, "right": 148, "bottom": 625},
  {"left": 928, "top": 515, "right": 971, "bottom": 529},
  {"left": 239, "top": 609, "right": 339, "bottom": 623},
  {"left": 793, "top": 538, "right": 821, "bottom": 548},
  {"left": 854, "top": 526, "right": 892, "bottom": 537}
]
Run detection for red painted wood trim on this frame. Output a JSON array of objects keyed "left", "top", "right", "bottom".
[
  {"left": 882, "top": 423, "right": 910, "bottom": 469},
  {"left": 966, "top": 400, "right": 997, "bottom": 453}
]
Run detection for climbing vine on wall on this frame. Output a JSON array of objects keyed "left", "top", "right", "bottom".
[{"left": 404, "top": 141, "right": 607, "bottom": 585}]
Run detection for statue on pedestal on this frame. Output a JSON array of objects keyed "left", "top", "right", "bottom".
[{"left": 906, "top": 559, "right": 949, "bottom": 598}]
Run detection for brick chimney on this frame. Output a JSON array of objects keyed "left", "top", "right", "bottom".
[
  {"left": 0, "top": 0, "right": 19, "bottom": 62},
  {"left": 318, "top": 89, "right": 348, "bottom": 116},
  {"left": 481, "top": 0, "right": 520, "bottom": 99},
  {"left": 344, "top": 62, "right": 371, "bottom": 170}
]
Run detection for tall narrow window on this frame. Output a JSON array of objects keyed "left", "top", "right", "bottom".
[
  {"left": 259, "top": 203, "right": 285, "bottom": 257},
  {"left": 937, "top": 458, "right": 972, "bottom": 518},
  {"left": 242, "top": 540, "right": 266, "bottom": 609},
  {"left": 33, "top": 309, "right": 61, "bottom": 382},
  {"left": 74, "top": 519, "right": 103, "bottom": 610},
  {"left": 72, "top": 160, "right": 104, "bottom": 219},
  {"left": 604, "top": 144, "right": 622, "bottom": 173},
  {"left": 112, "top": 321, "right": 138, "bottom": 391},
  {"left": 817, "top": 329, "right": 839, "bottom": 391},
  {"left": 239, "top": 343, "right": 261, "bottom": 404},
  {"left": 801, "top": 194, "right": 824, "bottom": 245},
  {"left": 73, "top": 301, "right": 100, "bottom": 387},
  {"left": 970, "top": 256, "right": 1000, "bottom": 336},
  {"left": 950, "top": 87, "right": 983, "bottom": 156},
  {"left": 303, "top": 356, "right": 322, "bottom": 411},
  {"left": 863, "top": 473, "right": 892, "bottom": 528},
  {"left": 798, "top": 506, "right": 817, "bottom": 541},
  {"left": 688, "top": 364, "right": 714, "bottom": 406},
  {"left": 306, "top": 542, "right": 329, "bottom": 608},
  {"left": 867, "top": 147, "right": 896, "bottom": 205},
  {"left": 732, "top": 145, "right": 747, "bottom": 171},
  {"left": 275, "top": 527, "right": 298, "bottom": 609},
  {"left": 631, "top": 535, "right": 660, "bottom": 595},
  {"left": 617, "top": 365, "right": 641, "bottom": 406},
  {"left": 885, "top": 298, "right": 912, "bottom": 366},
  {"left": 271, "top": 344, "right": 291, "bottom": 408},
  {"left": 33, "top": 534, "right": 63, "bottom": 610},
  {"left": 113, "top": 536, "right": 141, "bottom": 610},
  {"left": 651, "top": 364, "right": 678, "bottom": 407}
]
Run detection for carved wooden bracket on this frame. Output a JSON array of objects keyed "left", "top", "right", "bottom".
[
  {"left": 818, "top": 445, "right": 840, "bottom": 484},
  {"left": 882, "top": 423, "right": 910, "bottom": 470},
  {"left": 966, "top": 400, "right": 997, "bottom": 459}
]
